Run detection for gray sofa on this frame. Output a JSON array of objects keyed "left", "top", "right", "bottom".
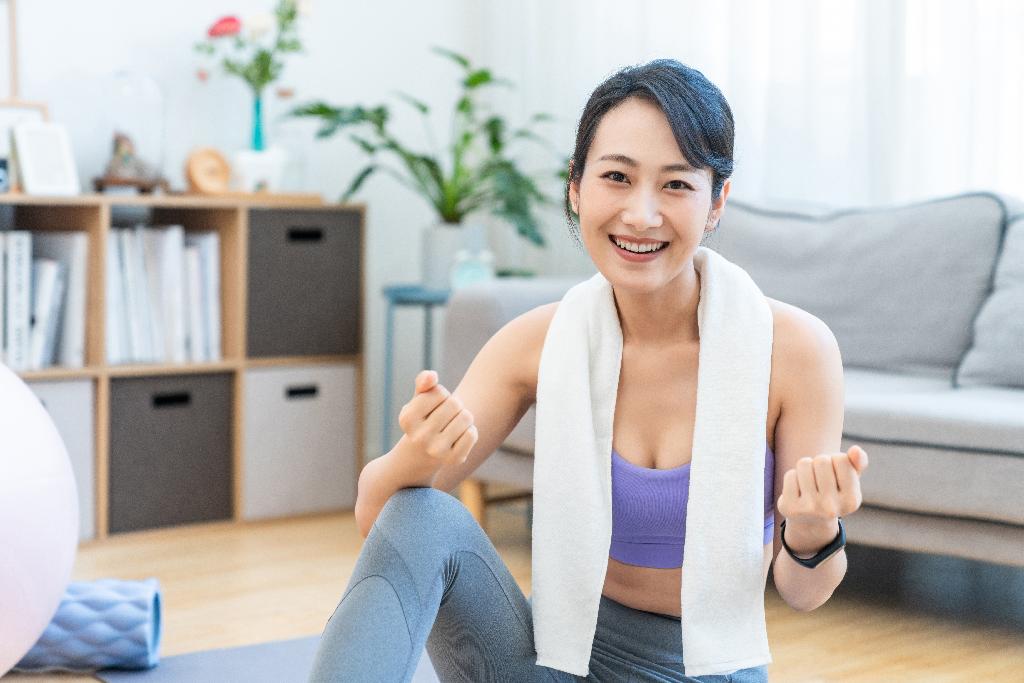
[{"left": 441, "top": 192, "right": 1024, "bottom": 568}]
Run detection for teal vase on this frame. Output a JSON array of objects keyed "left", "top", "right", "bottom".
[{"left": 251, "top": 93, "right": 265, "bottom": 151}]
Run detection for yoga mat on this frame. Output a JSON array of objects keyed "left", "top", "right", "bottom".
[
  {"left": 13, "top": 578, "right": 161, "bottom": 673},
  {"left": 97, "top": 636, "right": 441, "bottom": 682}
]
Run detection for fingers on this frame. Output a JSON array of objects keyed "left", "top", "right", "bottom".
[
  {"left": 450, "top": 423, "right": 479, "bottom": 464},
  {"left": 794, "top": 456, "right": 817, "bottom": 497},
  {"left": 834, "top": 448, "right": 865, "bottom": 512},
  {"left": 399, "top": 372, "right": 450, "bottom": 433},
  {"left": 435, "top": 407, "right": 475, "bottom": 463},
  {"left": 398, "top": 370, "right": 477, "bottom": 467},
  {"left": 414, "top": 369, "right": 437, "bottom": 395},
  {"left": 849, "top": 445, "right": 869, "bottom": 475},
  {"left": 792, "top": 449, "right": 865, "bottom": 515}
]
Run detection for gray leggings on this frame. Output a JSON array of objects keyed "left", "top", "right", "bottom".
[{"left": 308, "top": 487, "right": 769, "bottom": 682}]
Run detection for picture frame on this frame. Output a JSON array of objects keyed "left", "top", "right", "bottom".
[
  {"left": 11, "top": 119, "right": 80, "bottom": 195},
  {"left": 0, "top": 99, "right": 47, "bottom": 192}
]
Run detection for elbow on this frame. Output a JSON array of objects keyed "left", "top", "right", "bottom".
[
  {"left": 354, "top": 499, "right": 372, "bottom": 539},
  {"left": 785, "top": 596, "right": 826, "bottom": 613},
  {"left": 777, "top": 584, "right": 837, "bottom": 613}
]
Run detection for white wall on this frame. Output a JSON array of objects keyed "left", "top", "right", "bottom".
[{"left": 8, "top": 0, "right": 529, "bottom": 463}]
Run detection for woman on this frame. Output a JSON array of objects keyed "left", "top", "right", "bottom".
[{"left": 309, "top": 59, "right": 869, "bottom": 682}]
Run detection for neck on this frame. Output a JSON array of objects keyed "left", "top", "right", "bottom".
[{"left": 612, "top": 264, "right": 701, "bottom": 347}]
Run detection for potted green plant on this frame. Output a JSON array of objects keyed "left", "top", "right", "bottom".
[
  {"left": 194, "top": 0, "right": 307, "bottom": 191},
  {"left": 290, "top": 46, "right": 566, "bottom": 286}
]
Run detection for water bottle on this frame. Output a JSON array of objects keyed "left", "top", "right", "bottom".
[{"left": 449, "top": 249, "right": 496, "bottom": 290}]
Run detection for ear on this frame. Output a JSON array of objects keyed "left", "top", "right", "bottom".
[
  {"left": 708, "top": 178, "right": 731, "bottom": 226},
  {"left": 568, "top": 160, "right": 580, "bottom": 214}
]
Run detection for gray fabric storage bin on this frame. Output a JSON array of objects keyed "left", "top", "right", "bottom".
[
  {"left": 242, "top": 363, "right": 358, "bottom": 520},
  {"left": 247, "top": 208, "right": 361, "bottom": 357},
  {"left": 26, "top": 379, "right": 96, "bottom": 540},
  {"left": 108, "top": 373, "right": 233, "bottom": 533}
]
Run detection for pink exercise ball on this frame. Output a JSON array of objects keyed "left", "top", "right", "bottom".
[{"left": 0, "top": 362, "right": 79, "bottom": 675}]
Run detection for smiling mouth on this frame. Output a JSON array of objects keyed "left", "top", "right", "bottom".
[{"left": 608, "top": 235, "right": 669, "bottom": 253}]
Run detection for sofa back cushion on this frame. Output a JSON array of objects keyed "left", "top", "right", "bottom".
[
  {"left": 956, "top": 210, "right": 1024, "bottom": 389},
  {"left": 713, "top": 193, "right": 1010, "bottom": 379}
]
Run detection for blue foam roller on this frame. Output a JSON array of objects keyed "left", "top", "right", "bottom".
[{"left": 13, "top": 578, "right": 162, "bottom": 673}]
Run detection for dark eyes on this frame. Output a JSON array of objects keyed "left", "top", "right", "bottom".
[{"left": 601, "top": 171, "right": 691, "bottom": 191}]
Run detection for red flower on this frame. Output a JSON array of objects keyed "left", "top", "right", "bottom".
[
  {"left": 208, "top": 16, "right": 241, "bottom": 38},
  {"left": 196, "top": 68, "right": 209, "bottom": 82}
]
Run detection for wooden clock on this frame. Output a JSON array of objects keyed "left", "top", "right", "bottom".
[{"left": 185, "top": 147, "right": 232, "bottom": 194}]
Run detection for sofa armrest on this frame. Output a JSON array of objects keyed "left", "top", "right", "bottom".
[{"left": 440, "top": 276, "right": 583, "bottom": 386}]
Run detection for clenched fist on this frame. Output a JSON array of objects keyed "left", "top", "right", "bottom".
[
  {"left": 397, "top": 370, "right": 479, "bottom": 468},
  {"left": 777, "top": 445, "right": 869, "bottom": 528}
]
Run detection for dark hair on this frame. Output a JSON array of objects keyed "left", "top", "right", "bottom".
[{"left": 564, "top": 59, "right": 735, "bottom": 248}]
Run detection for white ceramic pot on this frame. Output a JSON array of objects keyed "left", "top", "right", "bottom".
[
  {"left": 233, "top": 146, "right": 287, "bottom": 192},
  {"left": 421, "top": 221, "right": 485, "bottom": 289}
]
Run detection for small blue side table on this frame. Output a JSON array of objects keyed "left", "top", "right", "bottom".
[{"left": 381, "top": 283, "right": 452, "bottom": 455}]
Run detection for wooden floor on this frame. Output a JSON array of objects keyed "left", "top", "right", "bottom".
[{"left": 5, "top": 495, "right": 1024, "bottom": 683}]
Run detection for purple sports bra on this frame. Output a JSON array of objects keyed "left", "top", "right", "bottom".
[{"left": 609, "top": 443, "right": 776, "bottom": 569}]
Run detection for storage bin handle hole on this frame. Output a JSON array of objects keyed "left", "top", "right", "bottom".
[
  {"left": 286, "top": 384, "right": 319, "bottom": 399},
  {"left": 152, "top": 392, "right": 191, "bottom": 408},
  {"left": 287, "top": 227, "right": 324, "bottom": 242}
]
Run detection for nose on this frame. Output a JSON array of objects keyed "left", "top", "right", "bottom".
[{"left": 620, "top": 186, "right": 663, "bottom": 230}]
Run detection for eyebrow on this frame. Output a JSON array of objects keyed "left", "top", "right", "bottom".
[{"left": 597, "top": 153, "right": 698, "bottom": 173}]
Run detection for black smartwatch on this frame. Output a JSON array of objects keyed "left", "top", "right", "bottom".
[{"left": 780, "top": 517, "right": 846, "bottom": 569}]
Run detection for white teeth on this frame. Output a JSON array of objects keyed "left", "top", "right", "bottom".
[{"left": 613, "top": 237, "right": 666, "bottom": 253}]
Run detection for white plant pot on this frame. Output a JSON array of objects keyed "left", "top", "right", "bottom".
[
  {"left": 233, "top": 146, "right": 287, "bottom": 192},
  {"left": 421, "top": 221, "right": 485, "bottom": 289}
]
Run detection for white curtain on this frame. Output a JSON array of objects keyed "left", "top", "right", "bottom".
[{"left": 476, "top": 0, "right": 1024, "bottom": 276}]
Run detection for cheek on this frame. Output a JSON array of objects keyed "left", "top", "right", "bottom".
[{"left": 577, "top": 186, "right": 619, "bottom": 224}]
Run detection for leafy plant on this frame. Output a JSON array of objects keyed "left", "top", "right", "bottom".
[
  {"left": 289, "top": 46, "right": 567, "bottom": 248},
  {"left": 194, "top": 0, "right": 304, "bottom": 97}
]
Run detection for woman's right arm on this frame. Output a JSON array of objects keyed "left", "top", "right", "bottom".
[{"left": 353, "top": 304, "right": 552, "bottom": 538}]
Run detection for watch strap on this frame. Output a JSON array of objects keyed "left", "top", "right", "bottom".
[{"left": 780, "top": 517, "right": 846, "bottom": 569}]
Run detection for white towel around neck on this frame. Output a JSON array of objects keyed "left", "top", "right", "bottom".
[{"left": 531, "top": 246, "right": 774, "bottom": 677}]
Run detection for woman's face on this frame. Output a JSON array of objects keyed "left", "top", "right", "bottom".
[{"left": 569, "top": 96, "right": 729, "bottom": 291}]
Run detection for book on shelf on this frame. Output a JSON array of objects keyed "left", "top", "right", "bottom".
[
  {"left": 0, "top": 230, "right": 89, "bottom": 371},
  {"left": 185, "top": 231, "right": 221, "bottom": 362},
  {"left": 105, "top": 231, "right": 126, "bottom": 364},
  {"left": 32, "top": 231, "right": 88, "bottom": 368},
  {"left": 184, "top": 244, "right": 206, "bottom": 362},
  {"left": 3, "top": 231, "right": 32, "bottom": 371},
  {"left": 145, "top": 225, "right": 187, "bottom": 364},
  {"left": 105, "top": 225, "right": 220, "bottom": 366},
  {"left": 119, "top": 228, "right": 151, "bottom": 362},
  {"left": 28, "top": 257, "right": 66, "bottom": 370}
]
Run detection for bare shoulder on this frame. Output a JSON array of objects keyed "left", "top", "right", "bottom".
[
  {"left": 501, "top": 301, "right": 559, "bottom": 403},
  {"left": 764, "top": 297, "right": 843, "bottom": 400}
]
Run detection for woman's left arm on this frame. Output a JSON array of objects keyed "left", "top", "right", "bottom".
[{"left": 769, "top": 307, "right": 869, "bottom": 612}]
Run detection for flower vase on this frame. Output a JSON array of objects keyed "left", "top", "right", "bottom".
[
  {"left": 233, "top": 92, "right": 287, "bottom": 192},
  {"left": 252, "top": 93, "right": 265, "bottom": 151}
]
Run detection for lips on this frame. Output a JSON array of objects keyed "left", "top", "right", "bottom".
[{"left": 608, "top": 235, "right": 668, "bottom": 252}]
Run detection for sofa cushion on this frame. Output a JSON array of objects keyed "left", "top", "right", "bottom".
[
  {"left": 843, "top": 368, "right": 1024, "bottom": 454},
  {"left": 714, "top": 193, "right": 1012, "bottom": 380},
  {"left": 842, "top": 368, "right": 1024, "bottom": 525},
  {"left": 956, "top": 212, "right": 1024, "bottom": 389}
]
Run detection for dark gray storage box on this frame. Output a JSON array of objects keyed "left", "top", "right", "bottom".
[
  {"left": 247, "top": 208, "right": 361, "bottom": 357},
  {"left": 108, "top": 373, "right": 233, "bottom": 533}
]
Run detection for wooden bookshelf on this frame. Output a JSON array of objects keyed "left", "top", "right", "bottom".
[{"left": 2, "top": 192, "right": 366, "bottom": 540}]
